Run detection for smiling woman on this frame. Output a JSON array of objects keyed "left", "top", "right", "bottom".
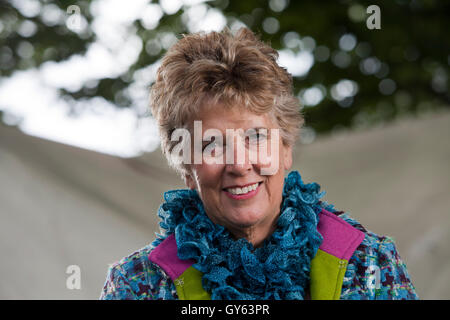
[{"left": 100, "top": 28, "right": 418, "bottom": 300}]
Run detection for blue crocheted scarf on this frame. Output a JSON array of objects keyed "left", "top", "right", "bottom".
[{"left": 153, "top": 171, "right": 329, "bottom": 300}]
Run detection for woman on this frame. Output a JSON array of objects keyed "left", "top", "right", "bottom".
[{"left": 100, "top": 28, "right": 418, "bottom": 300}]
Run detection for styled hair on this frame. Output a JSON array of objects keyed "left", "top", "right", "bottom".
[{"left": 149, "top": 27, "right": 303, "bottom": 177}]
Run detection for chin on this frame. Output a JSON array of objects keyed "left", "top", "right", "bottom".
[{"left": 227, "top": 209, "right": 267, "bottom": 228}]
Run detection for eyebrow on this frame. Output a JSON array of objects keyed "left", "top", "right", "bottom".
[{"left": 201, "top": 127, "right": 270, "bottom": 141}]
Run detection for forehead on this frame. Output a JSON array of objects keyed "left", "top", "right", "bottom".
[{"left": 191, "top": 104, "right": 276, "bottom": 131}]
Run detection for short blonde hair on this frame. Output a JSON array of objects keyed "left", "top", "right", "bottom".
[{"left": 149, "top": 28, "right": 303, "bottom": 177}]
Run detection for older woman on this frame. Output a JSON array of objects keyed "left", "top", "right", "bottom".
[{"left": 100, "top": 28, "right": 418, "bottom": 300}]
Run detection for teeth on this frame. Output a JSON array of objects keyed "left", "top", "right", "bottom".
[{"left": 226, "top": 183, "right": 259, "bottom": 195}]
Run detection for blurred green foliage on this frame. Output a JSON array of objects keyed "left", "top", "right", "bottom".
[{"left": 0, "top": 0, "right": 449, "bottom": 136}]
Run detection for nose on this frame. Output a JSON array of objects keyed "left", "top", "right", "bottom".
[
  {"left": 225, "top": 160, "right": 252, "bottom": 176},
  {"left": 224, "top": 134, "right": 252, "bottom": 176}
]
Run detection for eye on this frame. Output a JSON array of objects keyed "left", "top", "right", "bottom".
[
  {"left": 202, "top": 138, "right": 224, "bottom": 156},
  {"left": 202, "top": 140, "right": 216, "bottom": 151},
  {"left": 247, "top": 131, "right": 268, "bottom": 145}
]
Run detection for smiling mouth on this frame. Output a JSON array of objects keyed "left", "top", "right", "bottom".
[{"left": 223, "top": 182, "right": 262, "bottom": 196}]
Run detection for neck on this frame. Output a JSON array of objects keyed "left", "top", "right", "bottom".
[{"left": 222, "top": 212, "right": 280, "bottom": 248}]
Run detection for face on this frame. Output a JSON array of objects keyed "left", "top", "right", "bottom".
[{"left": 185, "top": 104, "right": 293, "bottom": 242}]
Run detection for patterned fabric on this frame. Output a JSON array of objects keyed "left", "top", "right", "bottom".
[{"left": 339, "top": 214, "right": 418, "bottom": 299}]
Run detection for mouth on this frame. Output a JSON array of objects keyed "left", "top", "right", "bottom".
[{"left": 223, "top": 182, "right": 262, "bottom": 199}]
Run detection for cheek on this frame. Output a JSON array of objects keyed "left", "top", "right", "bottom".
[
  {"left": 191, "top": 163, "right": 224, "bottom": 190},
  {"left": 252, "top": 139, "right": 287, "bottom": 175},
  {"left": 265, "top": 170, "right": 285, "bottom": 197}
]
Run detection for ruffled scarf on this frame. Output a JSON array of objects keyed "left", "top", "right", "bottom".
[{"left": 152, "top": 171, "right": 328, "bottom": 300}]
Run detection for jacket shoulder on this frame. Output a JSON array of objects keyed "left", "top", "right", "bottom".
[
  {"left": 99, "top": 244, "right": 177, "bottom": 300},
  {"left": 337, "top": 213, "right": 419, "bottom": 300}
]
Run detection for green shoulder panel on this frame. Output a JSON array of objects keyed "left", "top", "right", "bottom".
[
  {"left": 174, "top": 266, "right": 211, "bottom": 300},
  {"left": 310, "top": 249, "right": 348, "bottom": 300}
]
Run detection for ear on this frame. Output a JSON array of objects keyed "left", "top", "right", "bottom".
[
  {"left": 184, "top": 170, "right": 197, "bottom": 190},
  {"left": 283, "top": 144, "right": 293, "bottom": 171}
]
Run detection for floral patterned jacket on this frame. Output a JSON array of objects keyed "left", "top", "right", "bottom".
[{"left": 100, "top": 211, "right": 418, "bottom": 300}]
